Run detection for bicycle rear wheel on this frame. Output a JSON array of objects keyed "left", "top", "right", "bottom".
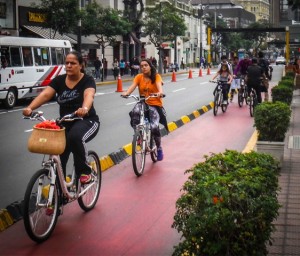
[
  {"left": 213, "top": 93, "right": 220, "bottom": 116},
  {"left": 150, "top": 132, "right": 158, "bottom": 162},
  {"left": 23, "top": 168, "right": 59, "bottom": 243},
  {"left": 132, "top": 128, "right": 146, "bottom": 176},
  {"left": 78, "top": 151, "right": 101, "bottom": 211}
]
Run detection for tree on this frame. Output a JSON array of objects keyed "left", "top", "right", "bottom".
[
  {"left": 288, "top": 0, "right": 300, "bottom": 10},
  {"left": 32, "top": 0, "right": 80, "bottom": 38},
  {"left": 241, "top": 21, "right": 270, "bottom": 55},
  {"left": 143, "top": 4, "right": 187, "bottom": 49},
  {"left": 81, "top": 2, "right": 132, "bottom": 62},
  {"left": 123, "top": 0, "right": 144, "bottom": 57}
]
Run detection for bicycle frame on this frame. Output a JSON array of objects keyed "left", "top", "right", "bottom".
[{"left": 41, "top": 155, "right": 95, "bottom": 208}]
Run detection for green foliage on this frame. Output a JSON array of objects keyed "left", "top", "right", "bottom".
[
  {"left": 241, "top": 21, "right": 270, "bottom": 53},
  {"left": 32, "top": 0, "right": 80, "bottom": 36},
  {"left": 143, "top": 3, "right": 187, "bottom": 48},
  {"left": 271, "top": 85, "right": 293, "bottom": 105},
  {"left": 254, "top": 102, "right": 291, "bottom": 141},
  {"left": 172, "top": 150, "right": 280, "bottom": 256},
  {"left": 285, "top": 71, "right": 295, "bottom": 78},
  {"left": 81, "top": 2, "right": 132, "bottom": 47}
]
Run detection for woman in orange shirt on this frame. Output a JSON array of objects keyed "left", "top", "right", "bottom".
[{"left": 122, "top": 58, "right": 167, "bottom": 161}]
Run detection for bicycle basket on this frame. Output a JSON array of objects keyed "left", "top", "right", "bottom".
[{"left": 28, "top": 126, "right": 66, "bottom": 155}]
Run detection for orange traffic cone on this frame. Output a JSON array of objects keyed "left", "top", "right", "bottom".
[
  {"left": 116, "top": 74, "right": 124, "bottom": 92},
  {"left": 199, "top": 68, "right": 203, "bottom": 77},
  {"left": 188, "top": 69, "right": 193, "bottom": 79},
  {"left": 171, "top": 71, "right": 177, "bottom": 82},
  {"left": 207, "top": 67, "right": 211, "bottom": 75}
]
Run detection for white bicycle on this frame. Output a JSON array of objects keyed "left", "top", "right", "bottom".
[{"left": 23, "top": 111, "right": 101, "bottom": 243}]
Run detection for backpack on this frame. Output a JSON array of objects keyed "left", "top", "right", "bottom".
[{"left": 258, "top": 58, "right": 271, "bottom": 80}]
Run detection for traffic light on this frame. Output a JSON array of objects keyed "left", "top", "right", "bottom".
[{"left": 207, "top": 27, "right": 211, "bottom": 45}]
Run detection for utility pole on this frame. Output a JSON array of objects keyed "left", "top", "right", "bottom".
[{"left": 77, "top": 0, "right": 82, "bottom": 53}]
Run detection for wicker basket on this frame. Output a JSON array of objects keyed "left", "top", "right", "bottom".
[{"left": 28, "top": 126, "right": 66, "bottom": 155}]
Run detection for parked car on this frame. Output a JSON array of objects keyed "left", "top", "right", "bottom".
[{"left": 275, "top": 56, "right": 286, "bottom": 65}]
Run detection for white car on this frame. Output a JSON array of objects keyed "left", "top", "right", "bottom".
[{"left": 275, "top": 56, "right": 286, "bottom": 65}]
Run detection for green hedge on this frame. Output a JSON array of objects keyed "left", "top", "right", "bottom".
[
  {"left": 172, "top": 150, "right": 280, "bottom": 256},
  {"left": 271, "top": 85, "right": 293, "bottom": 105},
  {"left": 254, "top": 101, "right": 291, "bottom": 141}
]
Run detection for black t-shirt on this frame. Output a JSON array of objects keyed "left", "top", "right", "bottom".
[
  {"left": 50, "top": 74, "right": 99, "bottom": 121},
  {"left": 246, "top": 64, "right": 263, "bottom": 87}
]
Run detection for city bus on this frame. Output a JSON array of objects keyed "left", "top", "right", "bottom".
[{"left": 0, "top": 36, "right": 72, "bottom": 108}]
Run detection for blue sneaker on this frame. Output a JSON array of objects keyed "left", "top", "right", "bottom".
[{"left": 157, "top": 147, "right": 164, "bottom": 161}]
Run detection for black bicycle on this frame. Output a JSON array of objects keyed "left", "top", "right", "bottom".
[
  {"left": 211, "top": 80, "right": 228, "bottom": 116},
  {"left": 238, "top": 75, "right": 249, "bottom": 107},
  {"left": 248, "top": 87, "right": 258, "bottom": 117}
]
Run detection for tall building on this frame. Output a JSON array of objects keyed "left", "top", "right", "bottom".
[{"left": 232, "top": 0, "right": 270, "bottom": 22}]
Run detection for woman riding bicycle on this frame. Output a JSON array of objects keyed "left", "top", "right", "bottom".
[
  {"left": 211, "top": 63, "right": 233, "bottom": 105},
  {"left": 122, "top": 58, "right": 167, "bottom": 161},
  {"left": 23, "top": 50, "right": 100, "bottom": 184}
]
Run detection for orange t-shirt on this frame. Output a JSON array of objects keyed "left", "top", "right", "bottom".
[{"left": 133, "top": 73, "right": 163, "bottom": 107}]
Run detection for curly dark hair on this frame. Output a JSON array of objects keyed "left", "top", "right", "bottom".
[{"left": 140, "top": 58, "right": 157, "bottom": 84}]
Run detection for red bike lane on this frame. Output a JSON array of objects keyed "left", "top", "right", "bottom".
[{"left": 0, "top": 100, "right": 255, "bottom": 256}]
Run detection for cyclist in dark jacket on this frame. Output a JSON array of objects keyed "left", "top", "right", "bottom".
[{"left": 246, "top": 58, "right": 265, "bottom": 104}]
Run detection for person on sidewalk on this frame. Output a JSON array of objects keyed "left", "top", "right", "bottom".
[
  {"left": 93, "top": 57, "right": 102, "bottom": 80},
  {"left": 119, "top": 59, "right": 126, "bottom": 76},
  {"left": 103, "top": 58, "right": 108, "bottom": 80},
  {"left": 211, "top": 63, "right": 233, "bottom": 105},
  {"left": 122, "top": 58, "right": 168, "bottom": 161},
  {"left": 112, "top": 58, "right": 119, "bottom": 80}
]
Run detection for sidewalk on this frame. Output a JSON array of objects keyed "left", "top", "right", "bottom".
[{"left": 267, "top": 89, "right": 300, "bottom": 255}]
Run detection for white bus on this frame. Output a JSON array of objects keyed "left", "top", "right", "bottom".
[{"left": 0, "top": 36, "right": 72, "bottom": 108}]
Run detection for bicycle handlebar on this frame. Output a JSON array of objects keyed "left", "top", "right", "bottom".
[
  {"left": 23, "top": 112, "right": 83, "bottom": 124},
  {"left": 121, "top": 93, "right": 166, "bottom": 101}
]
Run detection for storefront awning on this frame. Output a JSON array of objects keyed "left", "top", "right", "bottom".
[
  {"left": 22, "top": 25, "right": 77, "bottom": 44},
  {"left": 67, "top": 33, "right": 99, "bottom": 49}
]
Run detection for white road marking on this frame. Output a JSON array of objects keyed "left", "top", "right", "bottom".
[{"left": 173, "top": 88, "right": 186, "bottom": 93}]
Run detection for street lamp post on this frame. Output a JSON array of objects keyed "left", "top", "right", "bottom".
[
  {"left": 198, "top": 4, "right": 204, "bottom": 60},
  {"left": 158, "top": 1, "right": 163, "bottom": 74},
  {"left": 77, "top": 0, "right": 82, "bottom": 53}
]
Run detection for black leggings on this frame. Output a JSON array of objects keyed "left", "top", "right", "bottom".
[{"left": 60, "top": 119, "right": 100, "bottom": 177}]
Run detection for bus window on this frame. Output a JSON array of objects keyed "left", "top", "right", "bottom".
[
  {"left": 33, "top": 47, "right": 42, "bottom": 66},
  {"left": 41, "top": 47, "right": 50, "bottom": 65},
  {"left": 51, "top": 48, "right": 57, "bottom": 65},
  {"left": 10, "top": 47, "right": 22, "bottom": 67},
  {"left": 56, "top": 48, "right": 64, "bottom": 65},
  {"left": 0, "top": 47, "right": 10, "bottom": 68},
  {"left": 22, "top": 47, "right": 33, "bottom": 66}
]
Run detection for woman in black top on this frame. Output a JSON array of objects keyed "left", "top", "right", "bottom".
[{"left": 23, "top": 51, "right": 100, "bottom": 184}]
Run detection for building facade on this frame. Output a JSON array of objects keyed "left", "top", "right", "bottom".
[{"left": 232, "top": 0, "right": 270, "bottom": 22}]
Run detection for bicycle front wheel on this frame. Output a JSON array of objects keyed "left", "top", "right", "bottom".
[
  {"left": 249, "top": 95, "right": 254, "bottom": 117},
  {"left": 238, "top": 89, "right": 244, "bottom": 107},
  {"left": 132, "top": 128, "right": 146, "bottom": 176},
  {"left": 23, "top": 168, "right": 59, "bottom": 243},
  {"left": 78, "top": 151, "right": 101, "bottom": 211},
  {"left": 213, "top": 93, "right": 220, "bottom": 116}
]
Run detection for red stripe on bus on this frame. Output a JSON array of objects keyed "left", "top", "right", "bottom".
[{"left": 41, "top": 66, "right": 60, "bottom": 86}]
